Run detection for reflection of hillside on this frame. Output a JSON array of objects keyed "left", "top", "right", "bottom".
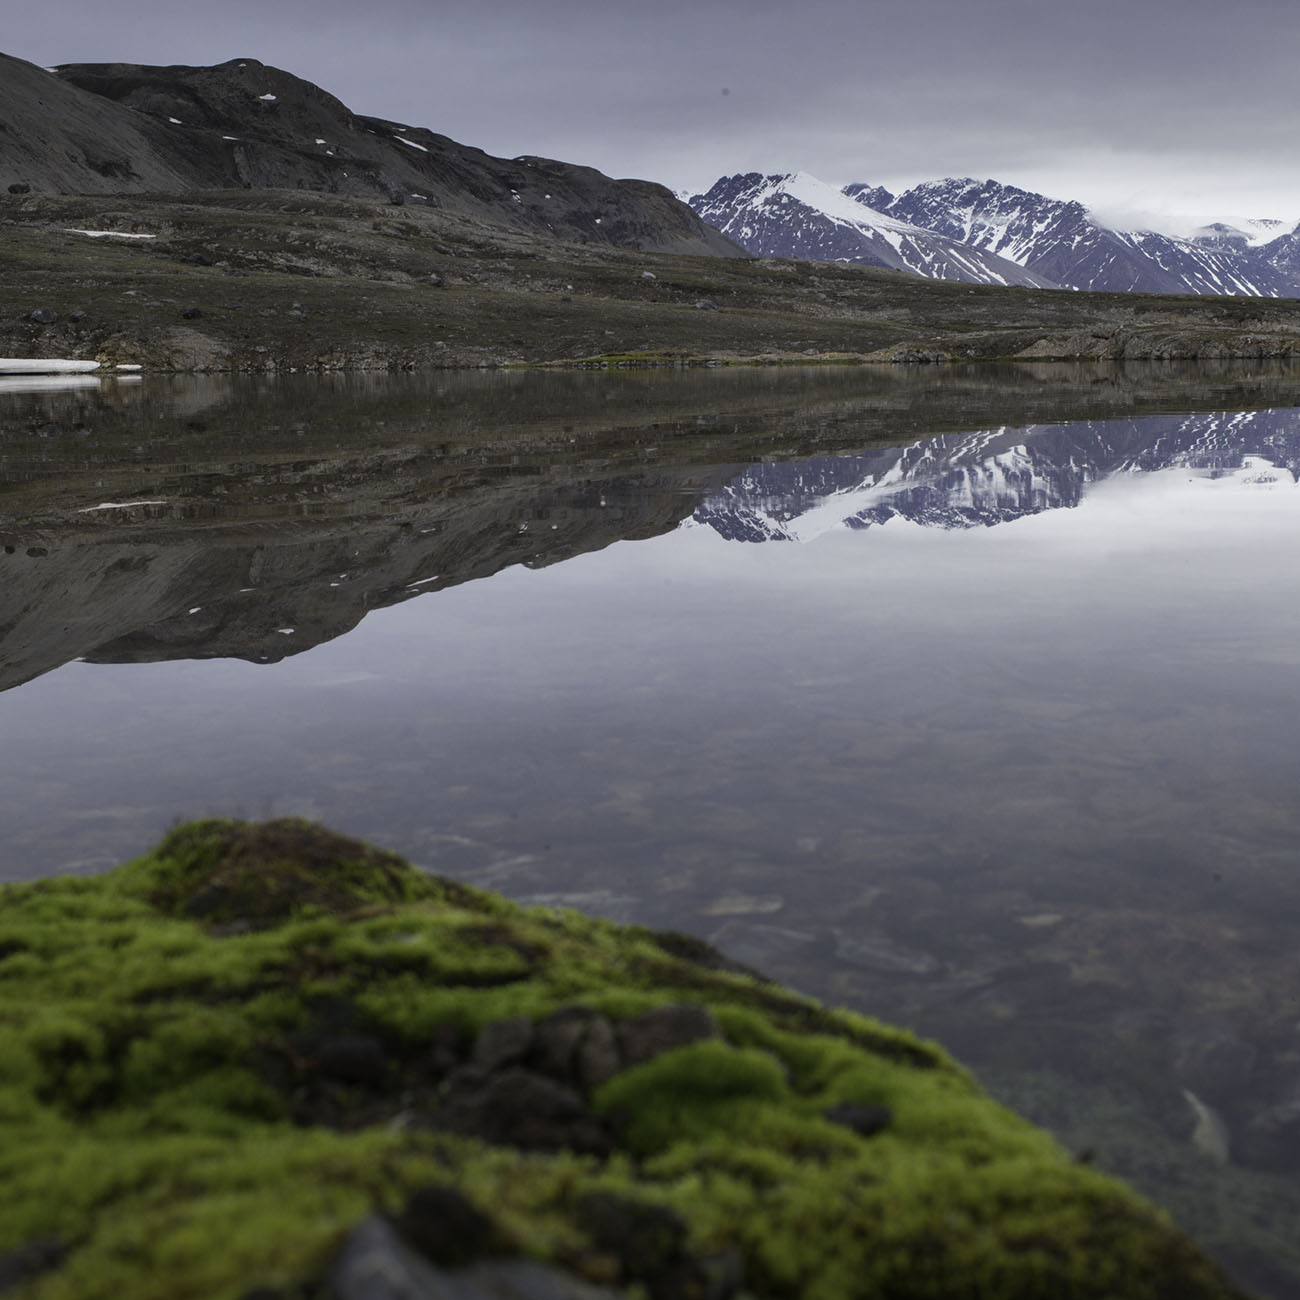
[
  {"left": 3, "top": 364, "right": 1300, "bottom": 692},
  {"left": 695, "top": 409, "right": 1300, "bottom": 541}
]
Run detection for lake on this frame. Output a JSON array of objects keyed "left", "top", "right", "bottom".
[{"left": 2, "top": 362, "right": 1299, "bottom": 1296}]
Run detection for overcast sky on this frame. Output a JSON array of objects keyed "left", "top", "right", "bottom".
[{"left": 9, "top": 0, "right": 1300, "bottom": 229}]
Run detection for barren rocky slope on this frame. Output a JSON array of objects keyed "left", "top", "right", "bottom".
[{"left": 0, "top": 52, "right": 738, "bottom": 257}]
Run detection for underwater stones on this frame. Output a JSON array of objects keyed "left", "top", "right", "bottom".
[
  {"left": 830, "top": 927, "right": 940, "bottom": 977},
  {"left": 1237, "top": 1087, "right": 1300, "bottom": 1173}
]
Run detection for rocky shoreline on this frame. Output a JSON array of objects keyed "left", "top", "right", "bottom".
[
  {"left": 0, "top": 819, "right": 1251, "bottom": 1299},
  {"left": 7, "top": 191, "right": 1300, "bottom": 374}
]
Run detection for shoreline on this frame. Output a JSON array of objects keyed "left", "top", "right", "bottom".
[{"left": 7, "top": 190, "right": 1300, "bottom": 376}]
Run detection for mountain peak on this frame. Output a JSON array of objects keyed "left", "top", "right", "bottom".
[{"left": 690, "top": 171, "right": 1058, "bottom": 288}]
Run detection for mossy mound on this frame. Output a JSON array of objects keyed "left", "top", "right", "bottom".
[{"left": 0, "top": 820, "right": 1246, "bottom": 1300}]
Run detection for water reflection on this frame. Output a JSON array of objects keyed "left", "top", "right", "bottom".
[{"left": 2, "top": 367, "right": 1300, "bottom": 1296}]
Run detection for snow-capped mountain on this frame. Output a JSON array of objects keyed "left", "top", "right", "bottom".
[
  {"left": 688, "top": 173, "right": 1059, "bottom": 288},
  {"left": 691, "top": 409, "right": 1300, "bottom": 541},
  {"left": 1190, "top": 219, "right": 1287, "bottom": 252},
  {"left": 876, "top": 177, "right": 1299, "bottom": 297}
]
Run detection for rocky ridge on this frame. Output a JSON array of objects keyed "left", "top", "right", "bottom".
[{"left": 0, "top": 52, "right": 739, "bottom": 258}]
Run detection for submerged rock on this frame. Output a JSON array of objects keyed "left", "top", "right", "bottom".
[{"left": 0, "top": 818, "right": 1252, "bottom": 1300}]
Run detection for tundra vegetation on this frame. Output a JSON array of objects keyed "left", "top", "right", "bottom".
[{"left": 0, "top": 819, "right": 1248, "bottom": 1299}]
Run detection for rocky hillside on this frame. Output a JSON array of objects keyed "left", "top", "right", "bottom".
[{"left": 0, "top": 52, "right": 740, "bottom": 257}]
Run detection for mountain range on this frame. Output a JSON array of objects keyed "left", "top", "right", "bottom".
[
  {"left": 0, "top": 52, "right": 739, "bottom": 257},
  {"left": 691, "top": 172, "right": 1300, "bottom": 298}
]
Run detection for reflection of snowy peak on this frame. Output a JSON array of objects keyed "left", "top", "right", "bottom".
[
  {"left": 693, "top": 410, "right": 1300, "bottom": 540},
  {"left": 689, "top": 173, "right": 1058, "bottom": 288}
]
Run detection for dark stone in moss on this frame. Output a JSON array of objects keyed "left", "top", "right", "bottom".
[
  {"left": 824, "top": 1101, "right": 893, "bottom": 1138},
  {"left": 431, "top": 1066, "right": 611, "bottom": 1156},
  {"left": 576, "top": 1193, "right": 727, "bottom": 1300},
  {"left": 311, "top": 1035, "right": 390, "bottom": 1088},
  {"left": 473, "top": 1017, "right": 534, "bottom": 1072},
  {"left": 574, "top": 1015, "right": 621, "bottom": 1093},
  {"left": 0, "top": 1236, "right": 65, "bottom": 1294},
  {"left": 428, "top": 1021, "right": 467, "bottom": 1076},
  {"left": 529, "top": 1007, "right": 597, "bottom": 1083},
  {"left": 394, "top": 1185, "right": 508, "bottom": 1268},
  {"left": 615, "top": 1004, "right": 720, "bottom": 1070},
  {"left": 332, "top": 1216, "right": 622, "bottom": 1300}
]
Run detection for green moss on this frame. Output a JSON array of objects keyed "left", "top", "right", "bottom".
[{"left": 0, "top": 819, "right": 1247, "bottom": 1299}]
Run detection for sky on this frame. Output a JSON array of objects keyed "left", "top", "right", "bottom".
[{"left": 8, "top": 0, "right": 1300, "bottom": 230}]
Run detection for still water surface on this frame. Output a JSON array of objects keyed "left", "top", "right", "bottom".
[{"left": 2, "top": 364, "right": 1299, "bottom": 1295}]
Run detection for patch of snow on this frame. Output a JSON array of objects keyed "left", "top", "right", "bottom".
[
  {"left": 65, "top": 229, "right": 156, "bottom": 240},
  {"left": 168, "top": 116, "right": 183, "bottom": 124},
  {"left": 77, "top": 500, "right": 166, "bottom": 513},
  {"left": 115, "top": 364, "right": 143, "bottom": 371},
  {"left": 276, "top": 628, "right": 295, "bottom": 634},
  {"left": 0, "top": 359, "right": 100, "bottom": 374},
  {"left": 394, "top": 136, "right": 428, "bottom": 152},
  {"left": 259, "top": 93, "right": 277, "bottom": 102},
  {"left": 315, "top": 138, "right": 327, "bottom": 144},
  {"left": 223, "top": 135, "right": 239, "bottom": 141}
]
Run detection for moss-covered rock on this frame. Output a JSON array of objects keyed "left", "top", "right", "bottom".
[{"left": 0, "top": 820, "right": 1248, "bottom": 1299}]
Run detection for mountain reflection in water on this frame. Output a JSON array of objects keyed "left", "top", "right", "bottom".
[{"left": 2, "top": 366, "right": 1300, "bottom": 1297}]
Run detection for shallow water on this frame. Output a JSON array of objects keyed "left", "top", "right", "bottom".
[{"left": 3, "top": 363, "right": 1300, "bottom": 1295}]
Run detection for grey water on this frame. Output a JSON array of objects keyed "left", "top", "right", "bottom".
[{"left": 3, "top": 363, "right": 1300, "bottom": 1295}]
